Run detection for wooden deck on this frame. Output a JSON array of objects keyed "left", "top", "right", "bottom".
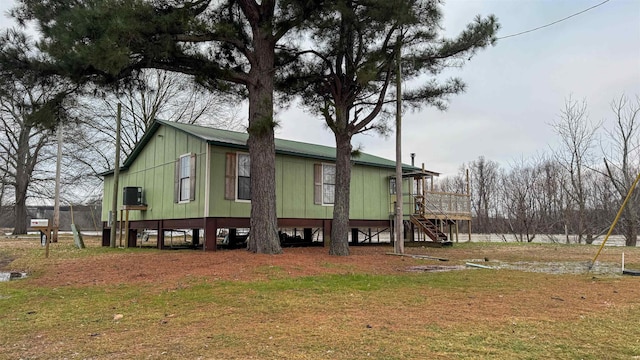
[
  {"left": 400, "top": 188, "right": 472, "bottom": 243},
  {"left": 416, "top": 191, "right": 472, "bottom": 221}
]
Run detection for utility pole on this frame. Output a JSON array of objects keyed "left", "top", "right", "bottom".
[
  {"left": 109, "top": 103, "right": 122, "bottom": 248},
  {"left": 394, "top": 33, "right": 404, "bottom": 254},
  {"left": 52, "top": 121, "right": 63, "bottom": 243}
]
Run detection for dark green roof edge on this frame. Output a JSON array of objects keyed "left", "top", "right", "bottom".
[{"left": 101, "top": 120, "right": 437, "bottom": 176}]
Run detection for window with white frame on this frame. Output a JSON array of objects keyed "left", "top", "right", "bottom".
[
  {"left": 322, "top": 164, "right": 335, "bottom": 204},
  {"left": 175, "top": 153, "right": 195, "bottom": 203},
  {"left": 237, "top": 153, "right": 251, "bottom": 200},
  {"left": 178, "top": 155, "right": 191, "bottom": 202}
]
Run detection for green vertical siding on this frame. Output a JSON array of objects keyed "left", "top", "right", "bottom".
[
  {"left": 359, "top": 167, "right": 388, "bottom": 220},
  {"left": 103, "top": 125, "right": 398, "bottom": 223},
  {"left": 350, "top": 169, "right": 364, "bottom": 219},
  {"left": 276, "top": 155, "right": 308, "bottom": 218},
  {"left": 102, "top": 126, "right": 206, "bottom": 222}
]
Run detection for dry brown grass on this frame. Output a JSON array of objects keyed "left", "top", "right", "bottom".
[{"left": 1, "top": 235, "right": 639, "bottom": 359}]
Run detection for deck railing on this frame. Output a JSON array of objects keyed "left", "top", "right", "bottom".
[{"left": 410, "top": 191, "right": 471, "bottom": 219}]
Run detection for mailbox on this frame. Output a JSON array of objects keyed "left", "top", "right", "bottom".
[
  {"left": 30, "top": 219, "right": 49, "bottom": 227},
  {"left": 30, "top": 219, "right": 51, "bottom": 247}
]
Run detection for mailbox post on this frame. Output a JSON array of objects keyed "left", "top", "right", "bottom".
[{"left": 30, "top": 219, "right": 57, "bottom": 258}]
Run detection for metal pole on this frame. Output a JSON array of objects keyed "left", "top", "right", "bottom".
[
  {"left": 110, "top": 103, "right": 122, "bottom": 248},
  {"left": 394, "top": 33, "right": 404, "bottom": 254}
]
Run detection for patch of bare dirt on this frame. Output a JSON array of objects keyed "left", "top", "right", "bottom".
[
  {"left": 12, "top": 236, "right": 637, "bottom": 291},
  {"left": 29, "top": 246, "right": 422, "bottom": 287}
]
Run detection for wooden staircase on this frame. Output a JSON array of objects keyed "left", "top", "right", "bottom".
[{"left": 410, "top": 214, "right": 449, "bottom": 243}]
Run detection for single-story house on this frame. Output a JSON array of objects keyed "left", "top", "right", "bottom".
[{"left": 101, "top": 120, "right": 471, "bottom": 250}]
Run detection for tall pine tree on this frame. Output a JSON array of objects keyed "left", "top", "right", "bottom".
[
  {"left": 282, "top": 0, "right": 499, "bottom": 255},
  {"left": 13, "top": 0, "right": 326, "bottom": 254}
]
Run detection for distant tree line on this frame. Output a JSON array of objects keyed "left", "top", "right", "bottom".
[{"left": 437, "top": 95, "right": 640, "bottom": 246}]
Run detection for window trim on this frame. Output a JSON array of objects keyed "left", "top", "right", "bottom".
[
  {"left": 321, "top": 163, "right": 335, "bottom": 206},
  {"left": 175, "top": 152, "right": 196, "bottom": 204},
  {"left": 224, "top": 152, "right": 236, "bottom": 200},
  {"left": 178, "top": 154, "right": 191, "bottom": 203},
  {"left": 235, "top": 152, "right": 251, "bottom": 202}
]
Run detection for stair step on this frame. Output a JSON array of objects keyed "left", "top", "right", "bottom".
[{"left": 410, "top": 215, "right": 449, "bottom": 243}]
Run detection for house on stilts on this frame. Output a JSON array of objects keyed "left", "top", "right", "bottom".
[{"left": 101, "top": 120, "right": 471, "bottom": 250}]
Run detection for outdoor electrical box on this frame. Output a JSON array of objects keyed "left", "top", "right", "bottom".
[{"left": 123, "top": 187, "right": 143, "bottom": 206}]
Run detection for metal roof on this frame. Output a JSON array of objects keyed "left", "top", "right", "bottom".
[{"left": 104, "top": 120, "right": 439, "bottom": 175}]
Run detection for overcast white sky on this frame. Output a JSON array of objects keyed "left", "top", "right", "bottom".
[
  {"left": 276, "top": 0, "right": 640, "bottom": 176},
  {"left": 1, "top": 0, "right": 639, "bottom": 176}
]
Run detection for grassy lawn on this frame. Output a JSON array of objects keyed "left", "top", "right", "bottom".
[{"left": 1, "top": 236, "right": 639, "bottom": 359}]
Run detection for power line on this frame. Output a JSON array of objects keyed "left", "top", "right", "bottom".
[{"left": 498, "top": 0, "right": 612, "bottom": 40}]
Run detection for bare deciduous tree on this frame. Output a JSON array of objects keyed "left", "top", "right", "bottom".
[
  {"left": 602, "top": 94, "right": 640, "bottom": 246},
  {"left": 434, "top": 167, "right": 467, "bottom": 194},
  {"left": 534, "top": 156, "right": 567, "bottom": 237},
  {"left": 0, "top": 29, "right": 76, "bottom": 234},
  {"left": 77, "top": 70, "right": 241, "bottom": 172},
  {"left": 500, "top": 158, "right": 541, "bottom": 242},
  {"left": 431, "top": 96, "right": 637, "bottom": 244},
  {"left": 587, "top": 169, "right": 617, "bottom": 237},
  {"left": 551, "top": 96, "right": 600, "bottom": 243},
  {"left": 50, "top": 69, "right": 244, "bottom": 209},
  {"left": 468, "top": 156, "right": 500, "bottom": 233}
]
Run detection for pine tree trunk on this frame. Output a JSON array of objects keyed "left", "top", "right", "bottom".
[
  {"left": 330, "top": 132, "right": 352, "bottom": 256},
  {"left": 245, "top": 29, "right": 282, "bottom": 255}
]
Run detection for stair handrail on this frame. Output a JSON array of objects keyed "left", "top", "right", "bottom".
[
  {"left": 416, "top": 192, "right": 456, "bottom": 226},
  {"left": 409, "top": 213, "right": 442, "bottom": 241}
]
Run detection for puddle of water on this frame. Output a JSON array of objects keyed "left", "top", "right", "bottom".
[
  {"left": 406, "top": 265, "right": 467, "bottom": 272},
  {"left": 0, "top": 272, "right": 27, "bottom": 282},
  {"left": 406, "top": 261, "right": 623, "bottom": 275},
  {"left": 468, "top": 261, "right": 622, "bottom": 275}
]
